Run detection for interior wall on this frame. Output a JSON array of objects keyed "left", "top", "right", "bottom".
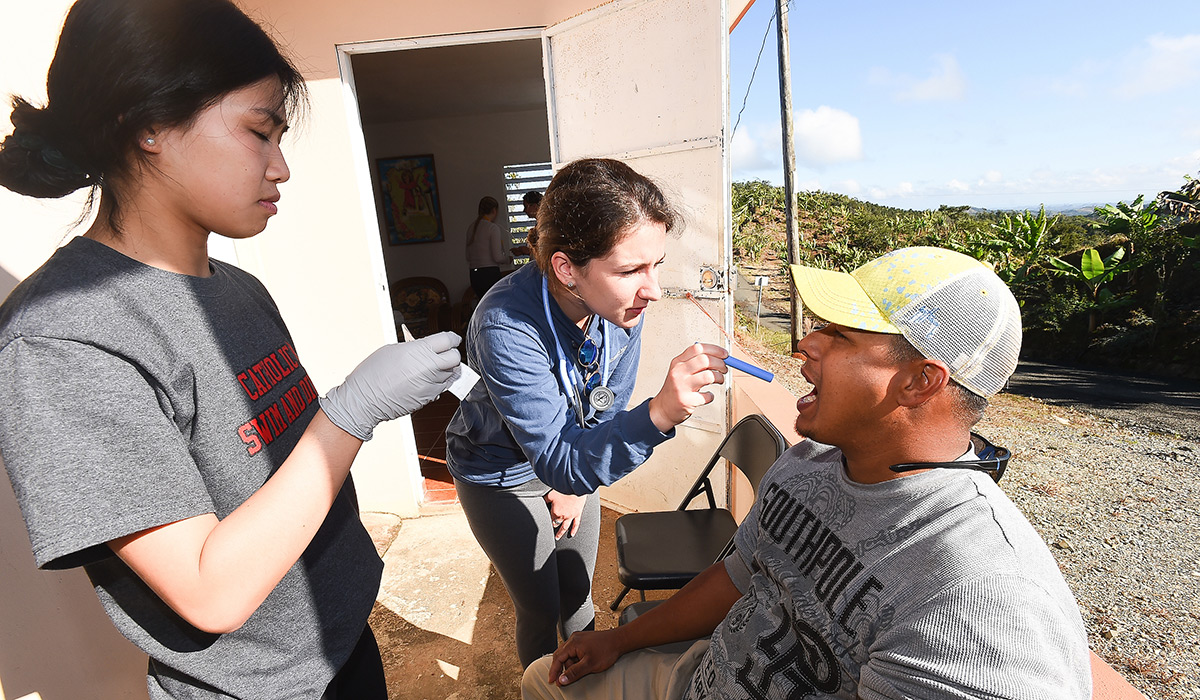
[{"left": 364, "top": 108, "right": 551, "bottom": 301}]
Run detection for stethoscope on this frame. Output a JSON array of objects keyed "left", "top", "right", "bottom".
[{"left": 542, "top": 276, "right": 614, "bottom": 428}]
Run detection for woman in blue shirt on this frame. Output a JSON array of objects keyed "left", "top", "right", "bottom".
[{"left": 446, "top": 158, "right": 727, "bottom": 666}]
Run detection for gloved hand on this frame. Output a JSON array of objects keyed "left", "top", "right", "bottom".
[{"left": 321, "top": 331, "right": 462, "bottom": 441}]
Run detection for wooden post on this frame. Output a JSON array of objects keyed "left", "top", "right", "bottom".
[{"left": 776, "top": 0, "right": 801, "bottom": 353}]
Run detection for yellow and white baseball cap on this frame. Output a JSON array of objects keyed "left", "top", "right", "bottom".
[{"left": 789, "top": 246, "right": 1022, "bottom": 397}]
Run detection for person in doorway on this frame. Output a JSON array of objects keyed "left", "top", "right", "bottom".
[
  {"left": 522, "top": 247, "right": 1092, "bottom": 699},
  {"left": 0, "top": 0, "right": 461, "bottom": 697},
  {"left": 465, "top": 195, "right": 509, "bottom": 298},
  {"left": 508, "top": 188, "right": 542, "bottom": 260},
  {"left": 446, "top": 158, "right": 730, "bottom": 668},
  {"left": 511, "top": 190, "right": 541, "bottom": 258},
  {"left": 524, "top": 189, "right": 544, "bottom": 219}
]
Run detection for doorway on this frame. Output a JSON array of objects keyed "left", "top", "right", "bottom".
[
  {"left": 343, "top": 30, "right": 552, "bottom": 505},
  {"left": 336, "top": 0, "right": 732, "bottom": 514}
]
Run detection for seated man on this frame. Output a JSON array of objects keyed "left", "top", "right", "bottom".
[{"left": 523, "top": 247, "right": 1091, "bottom": 699}]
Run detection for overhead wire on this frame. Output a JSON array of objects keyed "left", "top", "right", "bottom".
[{"left": 731, "top": 2, "right": 781, "bottom": 138}]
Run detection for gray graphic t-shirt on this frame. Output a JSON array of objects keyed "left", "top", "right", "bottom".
[{"left": 684, "top": 440, "right": 1091, "bottom": 700}]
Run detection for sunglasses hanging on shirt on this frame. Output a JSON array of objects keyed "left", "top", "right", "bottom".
[
  {"left": 576, "top": 336, "right": 615, "bottom": 411},
  {"left": 888, "top": 433, "right": 1010, "bottom": 482},
  {"left": 542, "top": 277, "right": 613, "bottom": 428}
]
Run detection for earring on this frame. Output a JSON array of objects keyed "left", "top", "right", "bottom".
[
  {"left": 145, "top": 137, "right": 156, "bottom": 146},
  {"left": 567, "top": 282, "right": 575, "bottom": 289}
]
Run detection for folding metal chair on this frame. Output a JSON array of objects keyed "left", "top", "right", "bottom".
[{"left": 609, "top": 414, "right": 787, "bottom": 611}]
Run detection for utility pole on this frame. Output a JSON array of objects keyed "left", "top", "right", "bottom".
[{"left": 776, "top": 0, "right": 801, "bottom": 354}]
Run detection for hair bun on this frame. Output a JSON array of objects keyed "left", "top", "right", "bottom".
[{"left": 0, "top": 101, "right": 93, "bottom": 198}]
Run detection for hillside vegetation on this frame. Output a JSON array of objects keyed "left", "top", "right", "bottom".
[{"left": 733, "top": 176, "right": 1200, "bottom": 378}]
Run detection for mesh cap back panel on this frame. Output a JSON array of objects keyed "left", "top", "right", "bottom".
[{"left": 889, "top": 270, "right": 1022, "bottom": 397}]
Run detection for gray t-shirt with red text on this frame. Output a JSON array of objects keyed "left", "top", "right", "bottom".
[{"left": 0, "top": 237, "right": 382, "bottom": 699}]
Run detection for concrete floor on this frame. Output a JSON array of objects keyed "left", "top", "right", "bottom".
[{"left": 362, "top": 505, "right": 672, "bottom": 700}]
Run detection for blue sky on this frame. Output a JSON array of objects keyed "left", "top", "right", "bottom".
[{"left": 728, "top": 1, "right": 1200, "bottom": 211}]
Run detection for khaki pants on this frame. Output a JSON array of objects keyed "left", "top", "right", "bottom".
[{"left": 521, "top": 639, "right": 710, "bottom": 700}]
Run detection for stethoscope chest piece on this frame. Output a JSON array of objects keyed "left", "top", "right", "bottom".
[
  {"left": 542, "top": 277, "right": 614, "bottom": 428},
  {"left": 588, "top": 385, "right": 615, "bottom": 411}
]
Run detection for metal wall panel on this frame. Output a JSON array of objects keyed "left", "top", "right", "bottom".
[{"left": 543, "top": 0, "right": 732, "bottom": 512}]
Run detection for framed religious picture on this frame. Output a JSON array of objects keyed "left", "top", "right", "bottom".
[{"left": 376, "top": 154, "right": 445, "bottom": 245}]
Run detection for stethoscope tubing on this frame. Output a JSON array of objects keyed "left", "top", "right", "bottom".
[{"left": 541, "top": 277, "right": 610, "bottom": 429}]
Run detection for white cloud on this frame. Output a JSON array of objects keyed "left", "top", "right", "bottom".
[
  {"left": 1042, "top": 58, "right": 1103, "bottom": 99},
  {"left": 1044, "top": 35, "right": 1200, "bottom": 101},
  {"left": 1045, "top": 77, "right": 1089, "bottom": 98},
  {"left": 852, "top": 156, "right": 1198, "bottom": 210},
  {"left": 1115, "top": 34, "right": 1200, "bottom": 97},
  {"left": 793, "top": 106, "right": 863, "bottom": 167},
  {"left": 1160, "top": 150, "right": 1200, "bottom": 183},
  {"left": 730, "top": 124, "right": 780, "bottom": 173},
  {"left": 870, "top": 54, "right": 967, "bottom": 102}
]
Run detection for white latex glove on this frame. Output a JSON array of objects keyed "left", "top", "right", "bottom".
[{"left": 321, "top": 331, "right": 462, "bottom": 441}]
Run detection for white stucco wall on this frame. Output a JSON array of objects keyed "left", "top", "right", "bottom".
[{"left": 0, "top": 7, "right": 152, "bottom": 699}]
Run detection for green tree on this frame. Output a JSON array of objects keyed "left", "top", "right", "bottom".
[
  {"left": 732, "top": 180, "right": 786, "bottom": 263},
  {"left": 1049, "top": 247, "right": 1132, "bottom": 334}
]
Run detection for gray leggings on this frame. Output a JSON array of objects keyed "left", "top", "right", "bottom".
[{"left": 454, "top": 476, "right": 600, "bottom": 667}]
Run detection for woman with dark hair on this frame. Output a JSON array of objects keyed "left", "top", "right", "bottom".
[
  {"left": 465, "top": 195, "right": 509, "bottom": 297},
  {"left": 0, "top": 0, "right": 462, "bottom": 697},
  {"left": 446, "top": 158, "right": 729, "bottom": 667}
]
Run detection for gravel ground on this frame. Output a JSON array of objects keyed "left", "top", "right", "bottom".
[
  {"left": 734, "top": 332, "right": 1200, "bottom": 700},
  {"left": 980, "top": 395, "right": 1200, "bottom": 700}
]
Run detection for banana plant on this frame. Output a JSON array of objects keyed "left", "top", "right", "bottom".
[
  {"left": 988, "top": 205, "right": 1061, "bottom": 284},
  {"left": 1156, "top": 174, "right": 1200, "bottom": 250},
  {"left": 1049, "top": 246, "right": 1131, "bottom": 333},
  {"left": 1093, "top": 196, "right": 1159, "bottom": 252}
]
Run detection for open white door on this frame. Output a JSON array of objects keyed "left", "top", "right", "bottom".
[{"left": 543, "top": 0, "right": 732, "bottom": 513}]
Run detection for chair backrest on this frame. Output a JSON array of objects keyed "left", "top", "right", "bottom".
[
  {"left": 392, "top": 276, "right": 451, "bottom": 337},
  {"left": 678, "top": 414, "right": 787, "bottom": 510},
  {"left": 719, "top": 414, "right": 788, "bottom": 492}
]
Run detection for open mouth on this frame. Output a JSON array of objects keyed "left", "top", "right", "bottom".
[{"left": 798, "top": 366, "right": 817, "bottom": 406}]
